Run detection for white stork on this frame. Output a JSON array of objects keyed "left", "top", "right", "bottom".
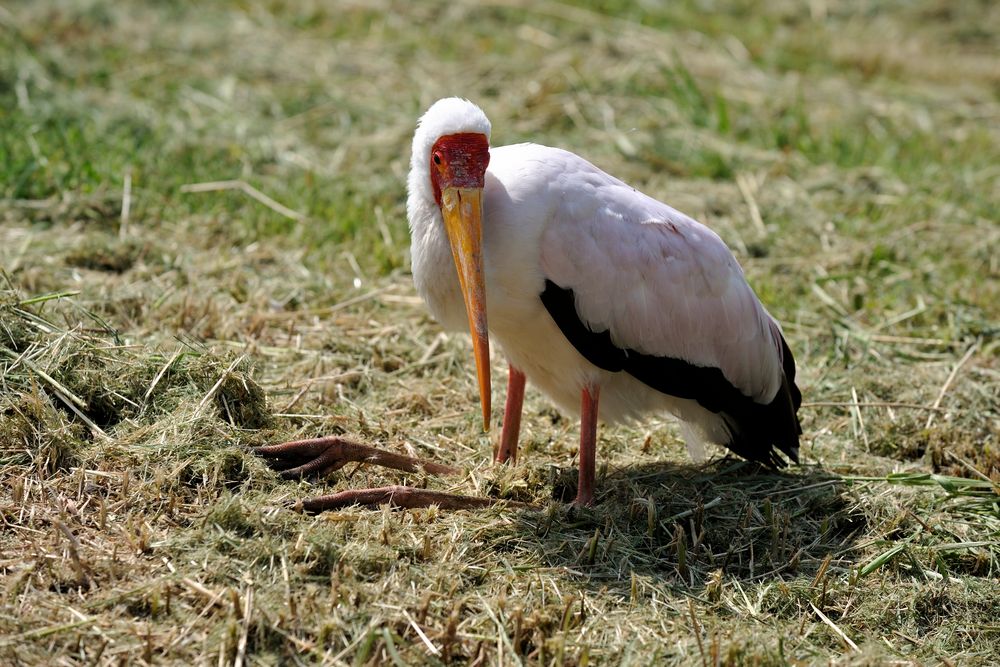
[{"left": 256, "top": 98, "right": 802, "bottom": 510}]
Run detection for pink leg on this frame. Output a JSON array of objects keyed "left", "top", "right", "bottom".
[
  {"left": 576, "top": 384, "right": 601, "bottom": 506},
  {"left": 496, "top": 365, "right": 526, "bottom": 464}
]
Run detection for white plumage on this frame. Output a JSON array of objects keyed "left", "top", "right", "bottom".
[{"left": 407, "top": 98, "right": 801, "bottom": 505}]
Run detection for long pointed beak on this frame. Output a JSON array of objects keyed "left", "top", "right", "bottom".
[{"left": 440, "top": 186, "right": 491, "bottom": 431}]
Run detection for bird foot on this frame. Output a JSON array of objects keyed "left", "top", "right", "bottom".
[{"left": 253, "top": 436, "right": 460, "bottom": 480}]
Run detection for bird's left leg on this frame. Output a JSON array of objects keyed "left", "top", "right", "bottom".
[
  {"left": 576, "top": 384, "right": 601, "bottom": 506},
  {"left": 496, "top": 365, "right": 526, "bottom": 464}
]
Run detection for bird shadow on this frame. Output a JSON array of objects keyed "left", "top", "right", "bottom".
[{"left": 502, "top": 458, "right": 864, "bottom": 592}]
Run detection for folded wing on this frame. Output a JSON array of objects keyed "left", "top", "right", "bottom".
[{"left": 539, "top": 164, "right": 801, "bottom": 465}]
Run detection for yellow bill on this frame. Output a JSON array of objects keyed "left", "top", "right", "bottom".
[{"left": 440, "top": 186, "right": 491, "bottom": 431}]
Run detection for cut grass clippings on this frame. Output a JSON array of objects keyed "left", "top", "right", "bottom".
[{"left": 1, "top": 0, "right": 999, "bottom": 664}]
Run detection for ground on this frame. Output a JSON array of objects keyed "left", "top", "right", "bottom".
[{"left": 1, "top": 0, "right": 999, "bottom": 665}]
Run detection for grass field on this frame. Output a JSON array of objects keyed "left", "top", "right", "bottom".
[{"left": 2, "top": 0, "right": 999, "bottom": 664}]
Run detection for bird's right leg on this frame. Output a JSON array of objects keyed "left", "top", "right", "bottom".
[
  {"left": 253, "top": 436, "right": 460, "bottom": 479},
  {"left": 496, "top": 365, "right": 526, "bottom": 464},
  {"left": 575, "top": 384, "right": 601, "bottom": 506}
]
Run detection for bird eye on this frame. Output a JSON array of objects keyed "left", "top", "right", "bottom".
[{"left": 432, "top": 152, "right": 443, "bottom": 166}]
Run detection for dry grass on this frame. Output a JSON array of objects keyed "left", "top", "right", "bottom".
[{"left": 1, "top": 0, "right": 999, "bottom": 664}]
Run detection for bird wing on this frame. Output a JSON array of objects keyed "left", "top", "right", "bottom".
[{"left": 538, "top": 156, "right": 785, "bottom": 404}]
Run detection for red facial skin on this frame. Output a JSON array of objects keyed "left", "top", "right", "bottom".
[{"left": 429, "top": 133, "right": 490, "bottom": 206}]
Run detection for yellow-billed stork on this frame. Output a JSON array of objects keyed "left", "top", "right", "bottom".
[{"left": 256, "top": 98, "right": 802, "bottom": 510}]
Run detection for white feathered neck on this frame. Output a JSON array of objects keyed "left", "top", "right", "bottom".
[{"left": 406, "top": 98, "right": 493, "bottom": 332}]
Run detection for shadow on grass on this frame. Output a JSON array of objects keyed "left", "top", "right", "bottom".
[{"left": 506, "top": 458, "right": 862, "bottom": 591}]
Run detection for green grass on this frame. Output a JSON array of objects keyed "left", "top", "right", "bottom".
[{"left": 1, "top": 0, "right": 998, "bottom": 664}]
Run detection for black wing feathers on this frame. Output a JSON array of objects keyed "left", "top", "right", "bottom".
[{"left": 540, "top": 280, "right": 801, "bottom": 467}]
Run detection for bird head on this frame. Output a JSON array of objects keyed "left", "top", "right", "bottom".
[{"left": 410, "top": 98, "right": 493, "bottom": 430}]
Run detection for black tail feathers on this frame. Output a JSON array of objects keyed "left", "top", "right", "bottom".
[{"left": 722, "top": 333, "right": 802, "bottom": 468}]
